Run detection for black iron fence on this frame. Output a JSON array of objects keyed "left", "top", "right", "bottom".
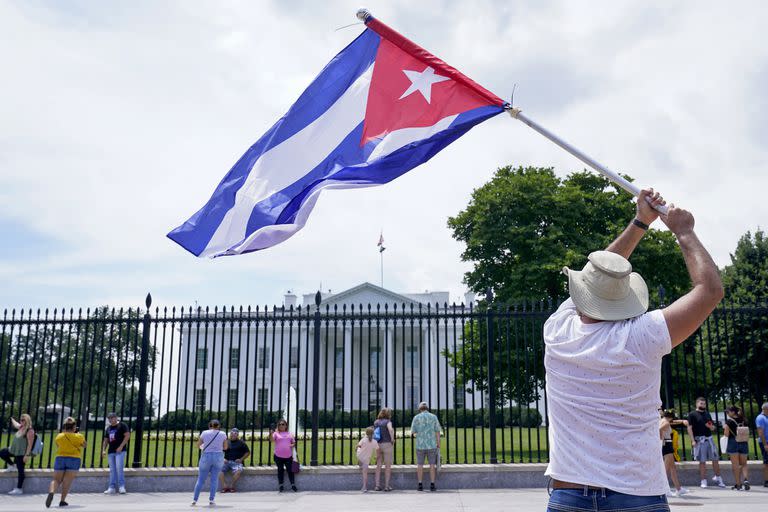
[{"left": 0, "top": 291, "right": 765, "bottom": 469}]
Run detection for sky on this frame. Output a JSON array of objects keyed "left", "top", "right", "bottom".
[{"left": 1, "top": 0, "right": 766, "bottom": 311}]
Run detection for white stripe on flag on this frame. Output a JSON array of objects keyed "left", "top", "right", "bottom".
[
  {"left": 221, "top": 115, "right": 460, "bottom": 256},
  {"left": 201, "top": 64, "right": 375, "bottom": 258}
]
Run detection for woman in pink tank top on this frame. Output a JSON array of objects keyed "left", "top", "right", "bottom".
[{"left": 270, "top": 420, "right": 297, "bottom": 492}]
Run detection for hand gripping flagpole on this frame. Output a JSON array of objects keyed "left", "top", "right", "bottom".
[{"left": 356, "top": 7, "right": 668, "bottom": 216}]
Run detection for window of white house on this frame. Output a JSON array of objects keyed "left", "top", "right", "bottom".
[
  {"left": 290, "top": 346, "right": 299, "bottom": 369},
  {"left": 369, "top": 346, "right": 381, "bottom": 371},
  {"left": 406, "top": 385, "right": 419, "bottom": 409},
  {"left": 258, "top": 347, "right": 271, "bottom": 369},
  {"left": 196, "top": 348, "right": 208, "bottom": 370},
  {"left": 335, "top": 345, "right": 344, "bottom": 369},
  {"left": 454, "top": 385, "right": 465, "bottom": 409},
  {"left": 257, "top": 388, "right": 269, "bottom": 410},
  {"left": 228, "top": 389, "right": 238, "bottom": 408},
  {"left": 229, "top": 348, "right": 240, "bottom": 371},
  {"left": 195, "top": 389, "right": 207, "bottom": 412},
  {"left": 334, "top": 387, "right": 344, "bottom": 410},
  {"left": 406, "top": 344, "right": 419, "bottom": 369}
]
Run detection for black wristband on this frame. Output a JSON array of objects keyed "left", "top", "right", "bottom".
[{"left": 632, "top": 218, "right": 649, "bottom": 230}]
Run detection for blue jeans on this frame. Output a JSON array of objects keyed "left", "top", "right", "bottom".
[
  {"left": 193, "top": 452, "right": 224, "bottom": 502},
  {"left": 547, "top": 489, "right": 669, "bottom": 512},
  {"left": 107, "top": 451, "right": 126, "bottom": 489}
]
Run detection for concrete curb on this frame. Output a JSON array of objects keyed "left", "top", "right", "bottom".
[{"left": 1, "top": 461, "right": 764, "bottom": 495}]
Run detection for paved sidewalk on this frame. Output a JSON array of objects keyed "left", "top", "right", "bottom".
[{"left": 1, "top": 486, "right": 766, "bottom": 512}]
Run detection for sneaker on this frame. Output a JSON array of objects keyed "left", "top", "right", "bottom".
[
  {"left": 291, "top": 485, "right": 298, "bottom": 492},
  {"left": 229, "top": 488, "right": 237, "bottom": 493},
  {"left": 361, "top": 487, "right": 368, "bottom": 493},
  {"left": 666, "top": 490, "right": 677, "bottom": 498},
  {"left": 104, "top": 488, "right": 116, "bottom": 495},
  {"left": 732, "top": 485, "right": 742, "bottom": 491},
  {"left": 417, "top": 482, "right": 423, "bottom": 491},
  {"left": 764, "top": 482, "right": 768, "bottom": 488},
  {"left": 45, "top": 492, "right": 54, "bottom": 508},
  {"left": 119, "top": 486, "right": 126, "bottom": 494},
  {"left": 716, "top": 476, "right": 726, "bottom": 488},
  {"left": 278, "top": 485, "right": 284, "bottom": 493},
  {"left": 4, "top": 464, "right": 16, "bottom": 472},
  {"left": 677, "top": 487, "right": 690, "bottom": 496},
  {"left": 700, "top": 479, "right": 708, "bottom": 488},
  {"left": 190, "top": 501, "right": 196, "bottom": 507},
  {"left": 59, "top": 501, "right": 69, "bottom": 507},
  {"left": 208, "top": 500, "right": 216, "bottom": 507},
  {"left": 743, "top": 480, "right": 750, "bottom": 491},
  {"left": 430, "top": 483, "right": 436, "bottom": 492},
  {"left": 8, "top": 488, "right": 22, "bottom": 495}
]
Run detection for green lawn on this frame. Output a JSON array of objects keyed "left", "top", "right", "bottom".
[{"left": 8, "top": 427, "right": 764, "bottom": 469}]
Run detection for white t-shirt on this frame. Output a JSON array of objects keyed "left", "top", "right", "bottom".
[
  {"left": 199, "top": 429, "right": 226, "bottom": 453},
  {"left": 543, "top": 298, "right": 671, "bottom": 496}
]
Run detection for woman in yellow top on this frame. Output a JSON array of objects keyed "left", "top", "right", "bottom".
[{"left": 45, "top": 417, "right": 85, "bottom": 509}]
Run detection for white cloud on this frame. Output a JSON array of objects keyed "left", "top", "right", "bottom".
[{"left": 1, "top": 0, "right": 766, "bottom": 308}]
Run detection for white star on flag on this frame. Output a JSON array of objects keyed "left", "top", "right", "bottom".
[{"left": 398, "top": 66, "right": 451, "bottom": 103}]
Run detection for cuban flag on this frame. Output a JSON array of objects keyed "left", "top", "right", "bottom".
[{"left": 168, "top": 14, "right": 504, "bottom": 257}]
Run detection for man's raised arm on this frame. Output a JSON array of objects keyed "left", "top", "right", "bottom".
[
  {"left": 606, "top": 188, "right": 666, "bottom": 259},
  {"left": 661, "top": 207, "right": 724, "bottom": 347}
]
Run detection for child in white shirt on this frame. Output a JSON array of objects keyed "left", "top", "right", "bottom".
[{"left": 356, "top": 426, "right": 379, "bottom": 492}]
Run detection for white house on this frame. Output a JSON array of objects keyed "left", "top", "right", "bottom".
[{"left": 176, "top": 282, "right": 481, "bottom": 415}]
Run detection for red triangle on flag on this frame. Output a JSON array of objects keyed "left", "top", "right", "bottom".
[{"left": 361, "top": 38, "right": 496, "bottom": 146}]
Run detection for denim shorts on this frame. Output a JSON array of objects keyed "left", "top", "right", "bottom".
[
  {"left": 726, "top": 438, "right": 749, "bottom": 455},
  {"left": 547, "top": 488, "right": 669, "bottom": 512},
  {"left": 53, "top": 456, "right": 82, "bottom": 472},
  {"left": 221, "top": 459, "right": 244, "bottom": 473}
]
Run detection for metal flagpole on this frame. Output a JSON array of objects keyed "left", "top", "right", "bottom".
[
  {"left": 506, "top": 107, "right": 668, "bottom": 215},
  {"left": 380, "top": 249, "right": 384, "bottom": 288}
]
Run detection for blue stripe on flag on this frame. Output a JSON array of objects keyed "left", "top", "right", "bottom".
[
  {"left": 236, "top": 105, "right": 502, "bottom": 250},
  {"left": 167, "top": 29, "right": 381, "bottom": 256}
]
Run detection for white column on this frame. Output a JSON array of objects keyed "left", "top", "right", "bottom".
[
  {"left": 344, "top": 327, "right": 352, "bottom": 411},
  {"left": 386, "top": 326, "right": 395, "bottom": 409}
]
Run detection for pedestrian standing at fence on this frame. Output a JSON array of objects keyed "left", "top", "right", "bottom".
[
  {"left": 191, "top": 419, "right": 228, "bottom": 507},
  {"left": 102, "top": 412, "right": 131, "bottom": 495},
  {"left": 756, "top": 403, "right": 768, "bottom": 487},
  {"left": 271, "top": 419, "right": 297, "bottom": 492},
  {"left": 687, "top": 397, "right": 726, "bottom": 488},
  {"left": 373, "top": 407, "right": 395, "bottom": 492},
  {"left": 659, "top": 410, "right": 689, "bottom": 497},
  {"left": 724, "top": 405, "right": 750, "bottom": 490},
  {"left": 1, "top": 413, "right": 36, "bottom": 495},
  {"left": 46, "top": 417, "right": 85, "bottom": 508},
  {"left": 411, "top": 401, "right": 441, "bottom": 492},
  {"left": 543, "top": 190, "right": 724, "bottom": 512},
  {"left": 356, "top": 426, "right": 379, "bottom": 492}
]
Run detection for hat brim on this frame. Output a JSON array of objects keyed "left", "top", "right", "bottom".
[{"left": 565, "top": 268, "right": 649, "bottom": 321}]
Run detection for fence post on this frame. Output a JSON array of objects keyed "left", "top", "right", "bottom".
[
  {"left": 132, "top": 293, "right": 152, "bottom": 468},
  {"left": 658, "top": 286, "right": 674, "bottom": 409},
  {"left": 310, "top": 291, "right": 322, "bottom": 466},
  {"left": 485, "top": 288, "right": 498, "bottom": 464}
]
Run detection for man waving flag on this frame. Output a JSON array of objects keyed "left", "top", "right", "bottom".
[{"left": 168, "top": 10, "right": 504, "bottom": 258}]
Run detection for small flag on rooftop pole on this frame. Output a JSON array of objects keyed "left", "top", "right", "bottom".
[
  {"left": 167, "top": 9, "right": 504, "bottom": 258},
  {"left": 378, "top": 232, "right": 385, "bottom": 253}
]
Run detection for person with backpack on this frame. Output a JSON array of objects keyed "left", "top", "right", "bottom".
[
  {"left": 192, "top": 419, "right": 228, "bottom": 507},
  {"left": 356, "top": 426, "right": 379, "bottom": 492},
  {"left": 373, "top": 407, "right": 395, "bottom": 491},
  {"left": 46, "top": 417, "right": 85, "bottom": 508},
  {"left": 724, "top": 405, "right": 750, "bottom": 490},
  {"left": 0, "top": 413, "right": 36, "bottom": 495}
]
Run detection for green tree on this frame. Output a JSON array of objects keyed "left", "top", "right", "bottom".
[
  {"left": 714, "top": 229, "right": 768, "bottom": 405},
  {"left": 445, "top": 166, "right": 690, "bottom": 407},
  {"left": 447, "top": 166, "right": 689, "bottom": 302}
]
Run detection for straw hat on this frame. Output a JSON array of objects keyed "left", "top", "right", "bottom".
[{"left": 563, "top": 251, "right": 649, "bottom": 321}]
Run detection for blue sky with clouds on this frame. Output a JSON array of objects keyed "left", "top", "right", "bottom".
[{"left": 1, "top": 0, "right": 766, "bottom": 311}]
